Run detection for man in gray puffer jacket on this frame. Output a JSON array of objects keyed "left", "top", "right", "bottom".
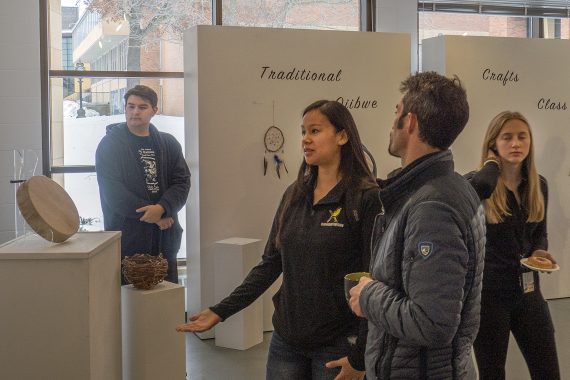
[{"left": 349, "top": 72, "right": 486, "bottom": 380}]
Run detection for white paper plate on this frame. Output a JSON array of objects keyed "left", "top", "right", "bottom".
[{"left": 520, "top": 258, "right": 560, "bottom": 272}]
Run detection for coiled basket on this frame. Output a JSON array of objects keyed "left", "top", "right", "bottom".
[{"left": 122, "top": 254, "right": 168, "bottom": 290}]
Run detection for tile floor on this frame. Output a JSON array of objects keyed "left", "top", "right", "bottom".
[{"left": 184, "top": 298, "right": 570, "bottom": 380}]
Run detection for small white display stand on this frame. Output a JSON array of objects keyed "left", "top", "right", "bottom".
[
  {"left": 122, "top": 281, "right": 186, "bottom": 380},
  {"left": 0, "top": 231, "right": 122, "bottom": 380},
  {"left": 214, "top": 237, "right": 263, "bottom": 350}
]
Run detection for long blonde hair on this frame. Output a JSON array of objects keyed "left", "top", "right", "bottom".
[{"left": 480, "top": 111, "right": 544, "bottom": 224}]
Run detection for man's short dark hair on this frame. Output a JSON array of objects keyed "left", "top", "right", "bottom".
[
  {"left": 124, "top": 85, "right": 158, "bottom": 109},
  {"left": 400, "top": 71, "right": 469, "bottom": 150}
]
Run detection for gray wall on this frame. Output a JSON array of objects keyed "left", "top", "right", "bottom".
[{"left": 0, "top": 0, "right": 42, "bottom": 243}]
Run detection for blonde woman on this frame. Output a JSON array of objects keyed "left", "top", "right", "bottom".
[{"left": 466, "top": 111, "right": 560, "bottom": 380}]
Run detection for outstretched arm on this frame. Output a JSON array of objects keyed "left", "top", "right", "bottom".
[
  {"left": 177, "top": 194, "right": 287, "bottom": 334},
  {"left": 176, "top": 308, "right": 221, "bottom": 332}
]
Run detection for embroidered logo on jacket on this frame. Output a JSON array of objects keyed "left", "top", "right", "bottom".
[
  {"left": 418, "top": 242, "right": 434, "bottom": 258},
  {"left": 321, "top": 207, "right": 344, "bottom": 227}
]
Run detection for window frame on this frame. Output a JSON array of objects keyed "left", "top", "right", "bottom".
[{"left": 419, "top": 1, "right": 570, "bottom": 18}]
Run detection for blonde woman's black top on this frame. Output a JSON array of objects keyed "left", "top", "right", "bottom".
[{"left": 466, "top": 162, "right": 548, "bottom": 293}]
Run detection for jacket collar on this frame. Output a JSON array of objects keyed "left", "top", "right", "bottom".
[
  {"left": 302, "top": 177, "right": 347, "bottom": 206},
  {"left": 379, "top": 150, "right": 454, "bottom": 207},
  {"left": 106, "top": 122, "right": 160, "bottom": 142}
]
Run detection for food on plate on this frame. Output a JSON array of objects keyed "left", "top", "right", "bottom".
[{"left": 526, "top": 256, "right": 553, "bottom": 270}]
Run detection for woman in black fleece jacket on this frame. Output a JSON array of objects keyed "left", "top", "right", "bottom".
[
  {"left": 466, "top": 111, "right": 560, "bottom": 380},
  {"left": 177, "top": 100, "right": 381, "bottom": 380}
]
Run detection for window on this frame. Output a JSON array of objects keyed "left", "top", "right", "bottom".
[
  {"left": 221, "top": 0, "right": 360, "bottom": 30},
  {"left": 420, "top": 12, "right": 529, "bottom": 40},
  {"left": 45, "top": 0, "right": 210, "bottom": 260},
  {"left": 418, "top": 3, "right": 570, "bottom": 70},
  {"left": 419, "top": 1, "right": 570, "bottom": 41}
]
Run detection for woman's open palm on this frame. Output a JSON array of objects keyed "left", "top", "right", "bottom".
[{"left": 176, "top": 309, "right": 221, "bottom": 333}]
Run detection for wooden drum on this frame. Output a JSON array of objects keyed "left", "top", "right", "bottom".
[{"left": 16, "top": 176, "right": 80, "bottom": 243}]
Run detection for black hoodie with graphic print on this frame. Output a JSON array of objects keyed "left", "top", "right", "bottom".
[{"left": 96, "top": 122, "right": 190, "bottom": 263}]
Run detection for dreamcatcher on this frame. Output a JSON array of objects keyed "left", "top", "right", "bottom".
[
  {"left": 264, "top": 126, "right": 288, "bottom": 178},
  {"left": 263, "top": 102, "right": 288, "bottom": 178}
]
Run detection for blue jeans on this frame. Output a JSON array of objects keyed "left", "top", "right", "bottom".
[{"left": 266, "top": 331, "right": 353, "bottom": 380}]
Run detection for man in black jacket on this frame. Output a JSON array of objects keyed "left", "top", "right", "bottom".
[
  {"left": 96, "top": 85, "right": 190, "bottom": 283},
  {"left": 349, "top": 72, "right": 485, "bottom": 379}
]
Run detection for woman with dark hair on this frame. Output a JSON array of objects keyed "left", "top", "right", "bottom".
[
  {"left": 466, "top": 111, "right": 560, "bottom": 380},
  {"left": 177, "top": 100, "right": 381, "bottom": 379}
]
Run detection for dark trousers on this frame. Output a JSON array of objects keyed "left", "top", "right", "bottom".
[
  {"left": 473, "top": 288, "right": 560, "bottom": 380},
  {"left": 165, "top": 255, "right": 178, "bottom": 283},
  {"left": 266, "top": 332, "right": 356, "bottom": 380}
]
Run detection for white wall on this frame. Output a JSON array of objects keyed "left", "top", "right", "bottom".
[
  {"left": 0, "top": 0, "right": 42, "bottom": 244},
  {"left": 376, "top": 0, "right": 418, "bottom": 72},
  {"left": 184, "top": 25, "right": 410, "bottom": 337},
  {"left": 423, "top": 35, "right": 570, "bottom": 299}
]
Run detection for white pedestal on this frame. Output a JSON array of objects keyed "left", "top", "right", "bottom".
[
  {"left": 0, "top": 232, "right": 122, "bottom": 380},
  {"left": 122, "top": 281, "right": 186, "bottom": 380},
  {"left": 214, "top": 237, "right": 263, "bottom": 350}
]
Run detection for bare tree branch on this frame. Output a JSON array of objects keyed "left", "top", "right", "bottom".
[{"left": 81, "top": 0, "right": 355, "bottom": 71}]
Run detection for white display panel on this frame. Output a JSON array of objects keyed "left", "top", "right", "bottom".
[
  {"left": 184, "top": 25, "right": 411, "bottom": 332},
  {"left": 423, "top": 35, "right": 570, "bottom": 299}
]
